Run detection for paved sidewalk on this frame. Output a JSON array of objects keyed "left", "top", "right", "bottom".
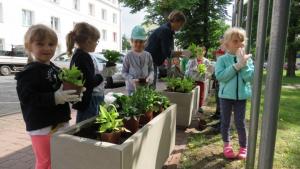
[{"left": 0, "top": 82, "right": 190, "bottom": 169}]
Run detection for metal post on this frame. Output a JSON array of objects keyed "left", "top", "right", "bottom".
[
  {"left": 245, "top": 0, "right": 254, "bottom": 53},
  {"left": 237, "top": 0, "right": 244, "bottom": 27},
  {"left": 246, "top": 0, "right": 270, "bottom": 168},
  {"left": 257, "top": 0, "right": 291, "bottom": 169},
  {"left": 232, "top": 0, "right": 237, "bottom": 27}
]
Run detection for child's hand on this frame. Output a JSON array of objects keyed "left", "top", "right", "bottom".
[
  {"left": 234, "top": 48, "right": 252, "bottom": 71},
  {"left": 54, "top": 86, "right": 81, "bottom": 105}
]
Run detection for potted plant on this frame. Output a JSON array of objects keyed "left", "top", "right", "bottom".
[
  {"left": 103, "top": 50, "right": 121, "bottom": 88},
  {"left": 58, "top": 65, "right": 84, "bottom": 94},
  {"left": 153, "top": 93, "right": 170, "bottom": 116},
  {"left": 114, "top": 95, "right": 141, "bottom": 133},
  {"left": 162, "top": 77, "right": 200, "bottom": 127},
  {"left": 131, "top": 87, "right": 156, "bottom": 124},
  {"left": 95, "top": 104, "right": 125, "bottom": 144}
]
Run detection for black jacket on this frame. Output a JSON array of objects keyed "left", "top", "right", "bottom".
[
  {"left": 145, "top": 22, "right": 175, "bottom": 66},
  {"left": 70, "top": 49, "right": 103, "bottom": 111},
  {"left": 15, "top": 62, "right": 71, "bottom": 131}
]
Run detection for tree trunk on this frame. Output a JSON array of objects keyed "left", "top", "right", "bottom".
[{"left": 286, "top": 48, "right": 296, "bottom": 77}]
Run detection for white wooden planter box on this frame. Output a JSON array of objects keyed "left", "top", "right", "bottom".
[
  {"left": 161, "top": 86, "right": 199, "bottom": 127},
  {"left": 51, "top": 104, "right": 177, "bottom": 169}
]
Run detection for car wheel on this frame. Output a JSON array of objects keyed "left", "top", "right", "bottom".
[{"left": 0, "top": 65, "right": 12, "bottom": 76}]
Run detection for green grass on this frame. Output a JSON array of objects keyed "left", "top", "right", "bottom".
[{"left": 180, "top": 70, "right": 300, "bottom": 169}]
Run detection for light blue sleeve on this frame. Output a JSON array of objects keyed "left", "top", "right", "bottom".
[
  {"left": 240, "top": 58, "right": 254, "bottom": 82},
  {"left": 122, "top": 55, "right": 133, "bottom": 80},
  {"left": 215, "top": 56, "right": 237, "bottom": 83}
]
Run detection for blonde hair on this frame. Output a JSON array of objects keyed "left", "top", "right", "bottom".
[
  {"left": 24, "top": 24, "right": 58, "bottom": 63},
  {"left": 66, "top": 22, "right": 100, "bottom": 56},
  {"left": 223, "top": 27, "right": 248, "bottom": 48},
  {"left": 168, "top": 10, "right": 186, "bottom": 23}
]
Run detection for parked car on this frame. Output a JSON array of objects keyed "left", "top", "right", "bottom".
[
  {"left": 51, "top": 52, "right": 124, "bottom": 84},
  {"left": 0, "top": 46, "right": 27, "bottom": 76}
]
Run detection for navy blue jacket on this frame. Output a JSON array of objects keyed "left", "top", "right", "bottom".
[
  {"left": 15, "top": 62, "right": 71, "bottom": 131},
  {"left": 70, "top": 49, "right": 103, "bottom": 111},
  {"left": 145, "top": 22, "right": 175, "bottom": 66}
]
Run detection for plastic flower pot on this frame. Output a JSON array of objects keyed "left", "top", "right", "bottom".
[
  {"left": 123, "top": 116, "right": 140, "bottom": 134},
  {"left": 99, "top": 131, "right": 121, "bottom": 144},
  {"left": 62, "top": 81, "right": 83, "bottom": 95},
  {"left": 139, "top": 111, "right": 153, "bottom": 125}
]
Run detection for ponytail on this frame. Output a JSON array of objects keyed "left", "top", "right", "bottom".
[{"left": 66, "top": 31, "right": 75, "bottom": 57}]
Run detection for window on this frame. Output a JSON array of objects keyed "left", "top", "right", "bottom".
[
  {"left": 22, "top": 9, "right": 33, "bottom": 26},
  {"left": 88, "top": 3, "right": 95, "bottom": 16},
  {"left": 0, "top": 39, "right": 4, "bottom": 50},
  {"left": 101, "top": 9, "right": 107, "bottom": 20},
  {"left": 0, "top": 3, "right": 3, "bottom": 22},
  {"left": 51, "top": 16, "right": 60, "bottom": 31},
  {"left": 73, "top": 0, "right": 80, "bottom": 10},
  {"left": 102, "top": 30, "right": 107, "bottom": 41},
  {"left": 113, "top": 32, "right": 117, "bottom": 42},
  {"left": 113, "top": 13, "right": 117, "bottom": 24}
]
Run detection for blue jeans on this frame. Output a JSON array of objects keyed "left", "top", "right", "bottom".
[
  {"left": 220, "top": 98, "right": 247, "bottom": 148},
  {"left": 76, "top": 95, "right": 104, "bottom": 123}
]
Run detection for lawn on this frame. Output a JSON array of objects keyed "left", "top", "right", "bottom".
[{"left": 179, "top": 70, "right": 300, "bottom": 169}]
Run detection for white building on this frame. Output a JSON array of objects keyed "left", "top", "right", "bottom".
[{"left": 0, "top": 0, "right": 121, "bottom": 54}]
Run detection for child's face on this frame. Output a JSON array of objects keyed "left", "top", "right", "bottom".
[
  {"left": 131, "top": 39, "right": 145, "bottom": 53},
  {"left": 225, "top": 34, "right": 244, "bottom": 54},
  {"left": 173, "top": 57, "right": 180, "bottom": 66},
  {"left": 29, "top": 39, "right": 57, "bottom": 64},
  {"left": 86, "top": 38, "right": 99, "bottom": 52}
]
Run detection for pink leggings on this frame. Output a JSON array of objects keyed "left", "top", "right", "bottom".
[{"left": 31, "top": 135, "right": 51, "bottom": 169}]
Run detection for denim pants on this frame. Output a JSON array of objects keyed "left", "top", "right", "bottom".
[
  {"left": 76, "top": 95, "right": 104, "bottom": 123},
  {"left": 220, "top": 98, "right": 247, "bottom": 148}
]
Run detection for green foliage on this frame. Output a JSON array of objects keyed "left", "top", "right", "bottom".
[
  {"left": 103, "top": 50, "right": 121, "bottom": 63},
  {"left": 58, "top": 65, "right": 84, "bottom": 86},
  {"left": 122, "top": 35, "right": 131, "bottom": 51},
  {"left": 197, "top": 64, "right": 207, "bottom": 75},
  {"left": 113, "top": 94, "right": 140, "bottom": 118},
  {"left": 95, "top": 104, "right": 124, "bottom": 133},
  {"left": 163, "top": 77, "right": 195, "bottom": 93},
  {"left": 187, "top": 43, "right": 203, "bottom": 59},
  {"left": 131, "top": 87, "right": 157, "bottom": 112}
]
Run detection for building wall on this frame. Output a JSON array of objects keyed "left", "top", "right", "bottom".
[{"left": 0, "top": 0, "right": 121, "bottom": 54}]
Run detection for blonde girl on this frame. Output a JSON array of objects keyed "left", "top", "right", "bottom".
[
  {"left": 16, "top": 24, "right": 81, "bottom": 169},
  {"left": 66, "top": 22, "right": 104, "bottom": 123},
  {"left": 215, "top": 27, "right": 254, "bottom": 159}
]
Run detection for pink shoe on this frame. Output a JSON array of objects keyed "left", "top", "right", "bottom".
[
  {"left": 223, "top": 144, "right": 236, "bottom": 159},
  {"left": 237, "top": 147, "right": 247, "bottom": 160}
]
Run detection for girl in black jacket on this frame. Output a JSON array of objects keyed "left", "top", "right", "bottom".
[
  {"left": 16, "top": 24, "right": 81, "bottom": 169},
  {"left": 66, "top": 22, "right": 104, "bottom": 123}
]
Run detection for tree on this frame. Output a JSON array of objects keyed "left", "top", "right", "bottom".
[
  {"left": 122, "top": 34, "right": 131, "bottom": 51},
  {"left": 119, "top": 0, "right": 231, "bottom": 51}
]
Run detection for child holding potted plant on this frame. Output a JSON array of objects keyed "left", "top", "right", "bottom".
[
  {"left": 122, "top": 25, "right": 154, "bottom": 95},
  {"left": 168, "top": 57, "right": 184, "bottom": 78},
  {"left": 66, "top": 22, "right": 104, "bottom": 123},
  {"left": 186, "top": 45, "right": 212, "bottom": 113},
  {"left": 15, "top": 24, "right": 82, "bottom": 169},
  {"left": 215, "top": 27, "right": 254, "bottom": 159}
]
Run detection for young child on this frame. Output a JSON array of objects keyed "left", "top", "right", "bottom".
[
  {"left": 122, "top": 25, "right": 154, "bottom": 95},
  {"left": 168, "top": 57, "right": 184, "bottom": 78},
  {"left": 215, "top": 27, "right": 254, "bottom": 159},
  {"left": 15, "top": 24, "right": 82, "bottom": 169},
  {"left": 186, "top": 46, "right": 212, "bottom": 113},
  {"left": 66, "top": 22, "right": 104, "bottom": 123}
]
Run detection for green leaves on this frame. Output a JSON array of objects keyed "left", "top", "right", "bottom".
[
  {"left": 103, "top": 50, "right": 121, "bottom": 63},
  {"left": 113, "top": 95, "right": 140, "bottom": 118},
  {"left": 95, "top": 104, "right": 124, "bottom": 133},
  {"left": 188, "top": 43, "right": 203, "bottom": 59},
  {"left": 58, "top": 65, "right": 84, "bottom": 86},
  {"left": 163, "top": 77, "right": 195, "bottom": 93},
  {"left": 197, "top": 63, "right": 207, "bottom": 75}
]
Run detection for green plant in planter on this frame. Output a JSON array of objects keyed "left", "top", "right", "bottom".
[
  {"left": 95, "top": 104, "right": 124, "bottom": 133},
  {"left": 58, "top": 65, "right": 84, "bottom": 86},
  {"left": 197, "top": 63, "right": 207, "bottom": 75},
  {"left": 131, "top": 87, "right": 156, "bottom": 113},
  {"left": 163, "top": 77, "right": 195, "bottom": 93},
  {"left": 187, "top": 43, "right": 203, "bottom": 59},
  {"left": 113, "top": 95, "right": 140, "bottom": 119},
  {"left": 103, "top": 50, "right": 121, "bottom": 67}
]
